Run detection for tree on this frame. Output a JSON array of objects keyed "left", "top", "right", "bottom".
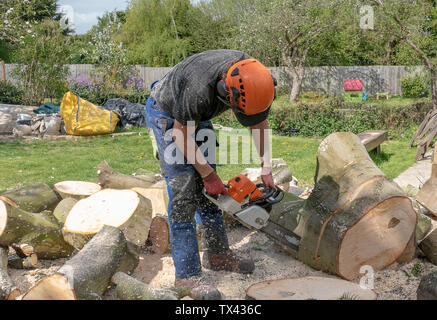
[
  {"left": 118, "top": 0, "right": 200, "bottom": 66},
  {"left": 235, "top": 0, "right": 352, "bottom": 101},
  {"left": 0, "top": 0, "right": 59, "bottom": 44},
  {"left": 369, "top": 0, "right": 437, "bottom": 159},
  {"left": 13, "top": 19, "right": 70, "bottom": 105}
]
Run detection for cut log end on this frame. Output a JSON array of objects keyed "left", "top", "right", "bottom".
[
  {"left": 22, "top": 273, "right": 76, "bottom": 300},
  {"left": 54, "top": 181, "right": 101, "bottom": 200},
  {"left": 63, "top": 189, "right": 152, "bottom": 248},
  {"left": 7, "top": 289, "right": 21, "bottom": 300},
  {"left": 246, "top": 277, "right": 377, "bottom": 300},
  {"left": 146, "top": 215, "right": 170, "bottom": 254},
  {"left": 338, "top": 197, "right": 417, "bottom": 280}
]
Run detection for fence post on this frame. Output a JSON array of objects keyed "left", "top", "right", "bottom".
[{"left": 1, "top": 61, "right": 5, "bottom": 83}]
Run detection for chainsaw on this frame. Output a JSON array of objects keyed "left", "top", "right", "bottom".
[{"left": 203, "top": 174, "right": 301, "bottom": 251}]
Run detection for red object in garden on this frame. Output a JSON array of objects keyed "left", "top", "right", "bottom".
[{"left": 344, "top": 79, "right": 363, "bottom": 91}]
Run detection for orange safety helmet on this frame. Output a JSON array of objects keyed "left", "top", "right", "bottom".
[{"left": 217, "top": 59, "right": 277, "bottom": 116}]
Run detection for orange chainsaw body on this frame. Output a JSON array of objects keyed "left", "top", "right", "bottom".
[{"left": 227, "top": 174, "right": 263, "bottom": 203}]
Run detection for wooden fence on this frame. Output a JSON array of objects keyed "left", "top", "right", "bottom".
[{"left": 2, "top": 63, "right": 426, "bottom": 96}]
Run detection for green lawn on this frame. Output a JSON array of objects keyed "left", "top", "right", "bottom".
[{"left": 0, "top": 128, "right": 417, "bottom": 192}]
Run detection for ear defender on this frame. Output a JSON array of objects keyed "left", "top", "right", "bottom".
[{"left": 217, "top": 79, "right": 230, "bottom": 99}]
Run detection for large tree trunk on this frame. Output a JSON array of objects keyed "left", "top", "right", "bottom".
[
  {"left": 62, "top": 189, "right": 153, "bottom": 249},
  {"left": 23, "top": 225, "right": 133, "bottom": 300},
  {"left": 0, "top": 246, "right": 21, "bottom": 300},
  {"left": 96, "top": 161, "right": 160, "bottom": 189},
  {"left": 289, "top": 66, "right": 304, "bottom": 102},
  {"left": 1, "top": 182, "right": 61, "bottom": 213},
  {"left": 267, "top": 132, "right": 417, "bottom": 280}
]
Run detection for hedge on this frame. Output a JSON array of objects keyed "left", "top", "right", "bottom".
[{"left": 213, "top": 97, "right": 433, "bottom": 140}]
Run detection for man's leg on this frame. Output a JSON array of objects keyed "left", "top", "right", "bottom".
[{"left": 145, "top": 103, "right": 221, "bottom": 299}]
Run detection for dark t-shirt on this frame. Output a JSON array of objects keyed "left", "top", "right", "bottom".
[{"left": 150, "top": 49, "right": 251, "bottom": 125}]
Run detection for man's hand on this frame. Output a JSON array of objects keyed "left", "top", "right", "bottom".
[
  {"left": 203, "top": 171, "right": 227, "bottom": 195},
  {"left": 261, "top": 166, "right": 276, "bottom": 189}
]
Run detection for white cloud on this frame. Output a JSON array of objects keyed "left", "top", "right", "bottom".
[{"left": 58, "top": 0, "right": 129, "bottom": 34}]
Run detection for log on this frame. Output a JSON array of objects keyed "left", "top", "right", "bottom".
[
  {"left": 1, "top": 182, "right": 61, "bottom": 212},
  {"left": 8, "top": 253, "right": 38, "bottom": 269},
  {"left": 62, "top": 189, "right": 153, "bottom": 249},
  {"left": 97, "top": 160, "right": 160, "bottom": 189},
  {"left": 416, "top": 212, "right": 432, "bottom": 241},
  {"left": 23, "top": 225, "right": 130, "bottom": 300},
  {"left": 117, "top": 241, "right": 140, "bottom": 275},
  {"left": 131, "top": 185, "right": 170, "bottom": 254},
  {"left": 419, "top": 228, "right": 437, "bottom": 265},
  {"left": 111, "top": 272, "right": 178, "bottom": 300},
  {"left": 53, "top": 181, "right": 101, "bottom": 200},
  {"left": 0, "top": 199, "right": 61, "bottom": 246},
  {"left": 18, "top": 229, "right": 75, "bottom": 260},
  {"left": 0, "top": 246, "right": 20, "bottom": 300},
  {"left": 417, "top": 271, "right": 437, "bottom": 300},
  {"left": 11, "top": 243, "right": 34, "bottom": 257},
  {"left": 0, "top": 199, "right": 74, "bottom": 259},
  {"left": 145, "top": 215, "right": 170, "bottom": 254},
  {"left": 246, "top": 276, "right": 377, "bottom": 300},
  {"left": 396, "top": 232, "right": 416, "bottom": 264},
  {"left": 267, "top": 132, "right": 417, "bottom": 280},
  {"left": 53, "top": 198, "right": 77, "bottom": 225}
]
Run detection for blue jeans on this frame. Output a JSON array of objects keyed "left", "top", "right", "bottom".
[{"left": 145, "top": 92, "right": 229, "bottom": 279}]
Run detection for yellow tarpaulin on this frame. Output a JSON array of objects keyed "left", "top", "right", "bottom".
[{"left": 60, "top": 92, "right": 119, "bottom": 136}]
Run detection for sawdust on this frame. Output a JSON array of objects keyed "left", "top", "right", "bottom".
[{"left": 10, "top": 219, "right": 437, "bottom": 300}]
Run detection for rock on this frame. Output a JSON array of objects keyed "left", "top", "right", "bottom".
[
  {"left": 416, "top": 212, "right": 432, "bottom": 241},
  {"left": 417, "top": 272, "right": 437, "bottom": 300},
  {"left": 419, "top": 229, "right": 437, "bottom": 264}
]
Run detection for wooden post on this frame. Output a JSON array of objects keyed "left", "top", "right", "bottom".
[{"left": 1, "top": 61, "right": 5, "bottom": 84}]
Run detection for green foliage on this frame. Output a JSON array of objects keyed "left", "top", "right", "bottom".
[
  {"left": 0, "top": 81, "right": 23, "bottom": 104},
  {"left": 119, "top": 0, "right": 201, "bottom": 66},
  {"left": 401, "top": 73, "right": 430, "bottom": 98},
  {"left": 12, "top": 20, "right": 70, "bottom": 105},
  {"left": 213, "top": 94, "right": 433, "bottom": 139}
]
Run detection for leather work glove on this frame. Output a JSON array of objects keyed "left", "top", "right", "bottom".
[
  {"left": 203, "top": 171, "right": 227, "bottom": 195},
  {"left": 261, "top": 166, "right": 276, "bottom": 190}
]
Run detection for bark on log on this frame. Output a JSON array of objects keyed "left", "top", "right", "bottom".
[
  {"left": 417, "top": 271, "right": 437, "bottom": 300},
  {"left": 0, "top": 246, "right": 20, "bottom": 300},
  {"left": 116, "top": 241, "right": 140, "bottom": 275},
  {"left": 1, "top": 182, "right": 60, "bottom": 212},
  {"left": 23, "top": 225, "right": 130, "bottom": 300},
  {"left": 53, "top": 198, "right": 77, "bottom": 225},
  {"left": 62, "top": 189, "right": 153, "bottom": 249},
  {"left": 267, "top": 132, "right": 417, "bottom": 280},
  {"left": 419, "top": 228, "right": 437, "bottom": 265},
  {"left": 246, "top": 276, "right": 377, "bottom": 300},
  {"left": 8, "top": 253, "right": 38, "bottom": 269},
  {"left": 97, "top": 160, "right": 160, "bottom": 189},
  {"left": 111, "top": 272, "right": 178, "bottom": 300},
  {"left": 0, "top": 200, "right": 74, "bottom": 259},
  {"left": 131, "top": 185, "right": 170, "bottom": 254},
  {"left": 53, "top": 181, "right": 101, "bottom": 200}
]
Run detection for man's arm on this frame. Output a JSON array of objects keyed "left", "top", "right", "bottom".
[
  {"left": 250, "top": 119, "right": 275, "bottom": 188},
  {"left": 173, "top": 120, "right": 226, "bottom": 195}
]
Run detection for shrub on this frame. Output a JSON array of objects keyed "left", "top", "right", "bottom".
[
  {"left": 401, "top": 73, "right": 430, "bottom": 98},
  {"left": 12, "top": 20, "right": 71, "bottom": 106},
  {"left": 212, "top": 96, "right": 433, "bottom": 140},
  {"left": 0, "top": 81, "right": 23, "bottom": 104}
]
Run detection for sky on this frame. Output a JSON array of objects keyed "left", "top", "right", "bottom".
[{"left": 57, "top": 0, "right": 130, "bottom": 34}]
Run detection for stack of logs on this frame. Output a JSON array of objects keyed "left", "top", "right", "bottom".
[
  {"left": 0, "top": 132, "right": 434, "bottom": 300},
  {"left": 0, "top": 161, "right": 173, "bottom": 300}
]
